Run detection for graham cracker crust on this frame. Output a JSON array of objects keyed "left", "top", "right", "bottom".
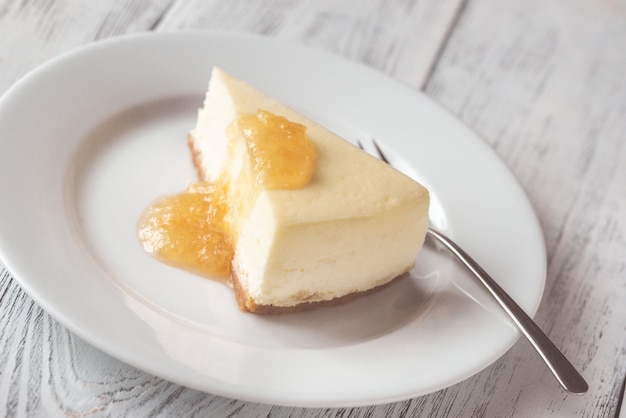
[
  {"left": 230, "top": 269, "right": 408, "bottom": 314},
  {"left": 187, "top": 133, "right": 207, "bottom": 181}
]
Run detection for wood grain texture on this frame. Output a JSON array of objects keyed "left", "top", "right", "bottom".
[
  {"left": 0, "top": 0, "right": 174, "bottom": 93},
  {"left": 424, "top": 0, "right": 626, "bottom": 416},
  {"left": 1, "top": 0, "right": 624, "bottom": 416},
  {"left": 149, "top": 0, "right": 464, "bottom": 88}
]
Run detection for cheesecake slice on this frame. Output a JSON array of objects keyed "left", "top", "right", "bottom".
[{"left": 185, "top": 67, "right": 430, "bottom": 313}]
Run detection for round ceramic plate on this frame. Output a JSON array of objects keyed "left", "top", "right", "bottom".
[{"left": 0, "top": 31, "right": 546, "bottom": 407}]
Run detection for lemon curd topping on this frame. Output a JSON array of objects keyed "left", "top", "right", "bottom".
[
  {"left": 137, "top": 182, "right": 233, "bottom": 277},
  {"left": 236, "top": 109, "right": 316, "bottom": 190},
  {"left": 138, "top": 109, "right": 316, "bottom": 277}
]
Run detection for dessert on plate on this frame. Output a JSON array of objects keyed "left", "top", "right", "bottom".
[{"left": 139, "top": 67, "right": 430, "bottom": 313}]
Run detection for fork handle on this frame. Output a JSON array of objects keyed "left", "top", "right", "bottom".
[{"left": 426, "top": 227, "right": 588, "bottom": 394}]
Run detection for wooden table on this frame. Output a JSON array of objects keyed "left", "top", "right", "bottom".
[{"left": 1, "top": 1, "right": 624, "bottom": 416}]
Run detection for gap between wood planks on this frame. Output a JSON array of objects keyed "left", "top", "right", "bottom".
[
  {"left": 149, "top": 0, "right": 176, "bottom": 31},
  {"left": 419, "top": 0, "right": 468, "bottom": 90},
  {"left": 143, "top": 0, "right": 470, "bottom": 92},
  {"left": 615, "top": 371, "right": 626, "bottom": 418}
]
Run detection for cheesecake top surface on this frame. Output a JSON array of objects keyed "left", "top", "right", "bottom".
[{"left": 193, "top": 67, "right": 429, "bottom": 226}]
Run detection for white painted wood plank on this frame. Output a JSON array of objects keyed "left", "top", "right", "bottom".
[
  {"left": 0, "top": 0, "right": 174, "bottom": 93},
  {"left": 156, "top": 0, "right": 465, "bottom": 88},
  {"left": 422, "top": 0, "right": 626, "bottom": 416}
]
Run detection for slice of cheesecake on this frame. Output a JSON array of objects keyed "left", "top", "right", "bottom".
[{"left": 186, "top": 67, "right": 430, "bottom": 313}]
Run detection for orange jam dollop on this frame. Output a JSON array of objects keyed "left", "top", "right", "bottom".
[
  {"left": 138, "top": 109, "right": 316, "bottom": 278},
  {"left": 138, "top": 182, "right": 233, "bottom": 277},
  {"left": 237, "top": 109, "right": 317, "bottom": 189}
]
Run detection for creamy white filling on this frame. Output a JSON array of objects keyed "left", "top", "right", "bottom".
[
  {"left": 234, "top": 198, "right": 428, "bottom": 306},
  {"left": 191, "top": 71, "right": 236, "bottom": 181}
]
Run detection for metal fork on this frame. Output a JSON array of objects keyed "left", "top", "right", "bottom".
[{"left": 357, "top": 139, "right": 588, "bottom": 394}]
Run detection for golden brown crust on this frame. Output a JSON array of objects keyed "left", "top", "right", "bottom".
[
  {"left": 230, "top": 268, "right": 408, "bottom": 314},
  {"left": 187, "top": 133, "right": 207, "bottom": 181}
]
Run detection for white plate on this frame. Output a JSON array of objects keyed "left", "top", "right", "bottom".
[{"left": 0, "top": 31, "right": 546, "bottom": 407}]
